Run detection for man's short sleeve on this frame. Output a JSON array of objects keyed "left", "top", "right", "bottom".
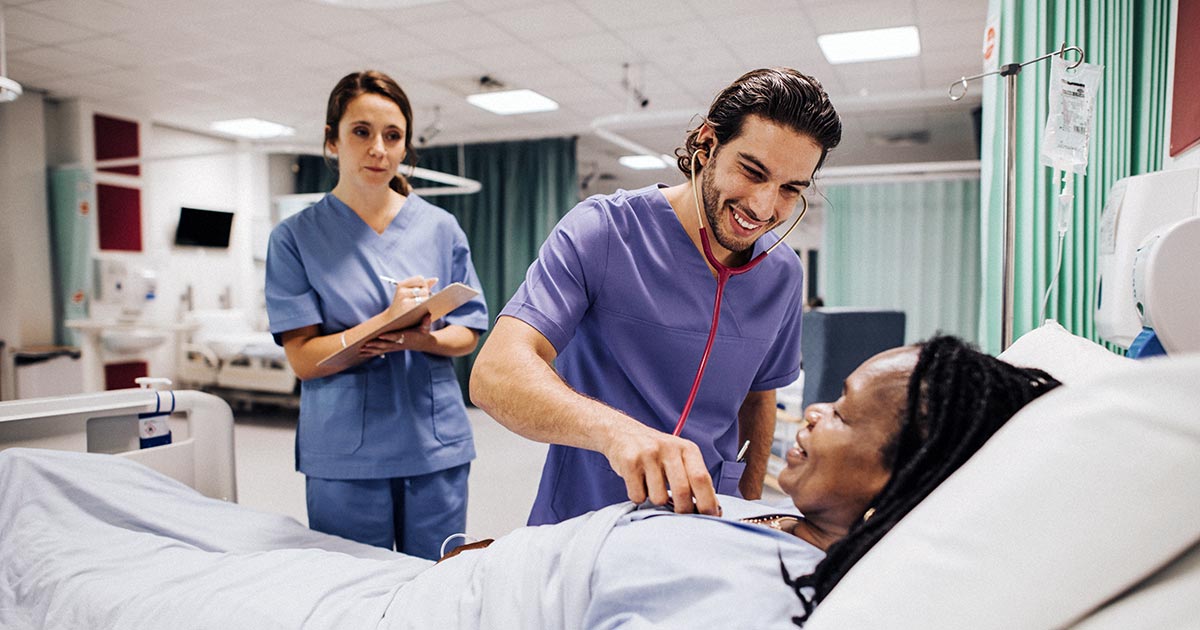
[
  {"left": 500, "top": 200, "right": 611, "bottom": 353},
  {"left": 750, "top": 267, "right": 804, "bottom": 390},
  {"left": 265, "top": 222, "right": 323, "bottom": 345}
]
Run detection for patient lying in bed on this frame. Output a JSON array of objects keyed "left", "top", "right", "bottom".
[{"left": 0, "top": 336, "right": 1058, "bottom": 629}]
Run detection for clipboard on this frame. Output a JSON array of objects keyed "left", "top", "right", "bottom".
[{"left": 317, "top": 282, "right": 480, "bottom": 372}]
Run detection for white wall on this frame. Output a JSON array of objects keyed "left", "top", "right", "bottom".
[
  {"left": 0, "top": 92, "right": 54, "bottom": 400},
  {"left": 10, "top": 97, "right": 274, "bottom": 389},
  {"left": 1163, "top": 0, "right": 1200, "bottom": 171}
]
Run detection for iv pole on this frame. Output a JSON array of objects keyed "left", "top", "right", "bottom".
[{"left": 949, "top": 43, "right": 1084, "bottom": 350}]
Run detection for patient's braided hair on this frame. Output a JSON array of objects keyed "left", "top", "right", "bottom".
[{"left": 784, "top": 335, "right": 1062, "bottom": 626}]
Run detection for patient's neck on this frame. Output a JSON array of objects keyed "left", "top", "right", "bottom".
[{"left": 790, "top": 517, "right": 849, "bottom": 552}]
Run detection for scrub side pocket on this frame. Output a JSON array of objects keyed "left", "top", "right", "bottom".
[
  {"left": 299, "top": 371, "right": 366, "bottom": 455},
  {"left": 430, "top": 358, "right": 471, "bottom": 444},
  {"left": 715, "top": 459, "right": 747, "bottom": 497}
]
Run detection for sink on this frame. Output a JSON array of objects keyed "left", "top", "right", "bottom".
[{"left": 101, "top": 329, "right": 168, "bottom": 354}]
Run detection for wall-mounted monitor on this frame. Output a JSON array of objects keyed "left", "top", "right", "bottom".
[{"left": 174, "top": 207, "right": 234, "bottom": 248}]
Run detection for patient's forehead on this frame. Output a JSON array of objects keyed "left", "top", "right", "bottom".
[{"left": 845, "top": 346, "right": 919, "bottom": 414}]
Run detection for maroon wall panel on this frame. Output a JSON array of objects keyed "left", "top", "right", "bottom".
[
  {"left": 93, "top": 113, "right": 141, "bottom": 176},
  {"left": 96, "top": 183, "right": 143, "bottom": 252},
  {"left": 104, "top": 361, "right": 148, "bottom": 390},
  {"left": 1170, "top": 0, "right": 1200, "bottom": 156}
]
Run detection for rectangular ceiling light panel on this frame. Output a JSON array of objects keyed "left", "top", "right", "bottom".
[{"left": 817, "top": 26, "right": 921, "bottom": 64}]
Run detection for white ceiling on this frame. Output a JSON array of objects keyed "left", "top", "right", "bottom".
[{"left": 2, "top": 0, "right": 987, "bottom": 190}]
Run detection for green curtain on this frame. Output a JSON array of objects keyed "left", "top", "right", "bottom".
[
  {"left": 822, "top": 178, "right": 981, "bottom": 345},
  {"left": 47, "top": 167, "right": 95, "bottom": 347},
  {"left": 979, "top": 0, "right": 1171, "bottom": 353},
  {"left": 417, "top": 138, "right": 578, "bottom": 394}
]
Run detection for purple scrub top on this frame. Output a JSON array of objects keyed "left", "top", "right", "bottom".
[{"left": 501, "top": 185, "right": 804, "bottom": 525}]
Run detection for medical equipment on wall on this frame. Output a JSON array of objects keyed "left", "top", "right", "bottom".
[
  {"left": 949, "top": 42, "right": 1085, "bottom": 349},
  {"left": 672, "top": 150, "right": 808, "bottom": 436},
  {"left": 97, "top": 260, "right": 158, "bottom": 322},
  {"left": 1126, "top": 216, "right": 1200, "bottom": 356},
  {"left": 1096, "top": 168, "right": 1200, "bottom": 352}
]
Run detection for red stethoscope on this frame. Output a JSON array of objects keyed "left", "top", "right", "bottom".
[{"left": 671, "top": 149, "right": 808, "bottom": 437}]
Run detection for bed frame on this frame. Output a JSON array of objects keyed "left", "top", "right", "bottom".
[{"left": 0, "top": 387, "right": 236, "bottom": 501}]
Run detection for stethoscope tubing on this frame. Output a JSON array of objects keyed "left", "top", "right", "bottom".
[{"left": 672, "top": 148, "right": 808, "bottom": 438}]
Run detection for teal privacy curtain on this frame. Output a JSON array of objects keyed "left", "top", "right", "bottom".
[
  {"left": 822, "top": 178, "right": 981, "bottom": 345},
  {"left": 48, "top": 167, "right": 95, "bottom": 347},
  {"left": 418, "top": 138, "right": 578, "bottom": 393},
  {"left": 978, "top": 0, "right": 1171, "bottom": 353}
]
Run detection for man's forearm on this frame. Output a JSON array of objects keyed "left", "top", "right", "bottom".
[
  {"left": 470, "top": 321, "right": 640, "bottom": 453},
  {"left": 737, "top": 390, "right": 777, "bottom": 499}
]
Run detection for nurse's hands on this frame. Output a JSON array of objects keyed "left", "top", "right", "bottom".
[
  {"left": 359, "top": 276, "right": 436, "bottom": 357},
  {"left": 602, "top": 423, "right": 721, "bottom": 516}
]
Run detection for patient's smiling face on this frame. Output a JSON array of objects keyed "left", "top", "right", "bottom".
[{"left": 778, "top": 347, "right": 918, "bottom": 533}]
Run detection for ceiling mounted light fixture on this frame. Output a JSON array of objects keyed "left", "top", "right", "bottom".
[
  {"left": 0, "top": 7, "right": 24, "bottom": 103},
  {"left": 618, "top": 155, "right": 668, "bottom": 170},
  {"left": 211, "top": 118, "right": 296, "bottom": 140},
  {"left": 466, "top": 75, "right": 558, "bottom": 115},
  {"left": 818, "top": 26, "right": 921, "bottom": 64}
]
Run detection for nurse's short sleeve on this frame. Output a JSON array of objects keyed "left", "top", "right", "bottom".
[
  {"left": 441, "top": 225, "right": 490, "bottom": 332},
  {"left": 500, "top": 200, "right": 610, "bottom": 353},
  {"left": 265, "top": 222, "right": 323, "bottom": 345},
  {"left": 751, "top": 265, "right": 804, "bottom": 390}
]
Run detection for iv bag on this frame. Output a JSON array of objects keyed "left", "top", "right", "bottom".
[{"left": 1040, "top": 56, "right": 1103, "bottom": 174}]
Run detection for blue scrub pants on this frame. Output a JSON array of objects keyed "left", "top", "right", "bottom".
[{"left": 305, "top": 462, "right": 470, "bottom": 561}]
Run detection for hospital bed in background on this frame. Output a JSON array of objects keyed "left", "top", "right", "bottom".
[
  {"left": 177, "top": 308, "right": 298, "bottom": 409},
  {"left": 0, "top": 383, "right": 236, "bottom": 501}
]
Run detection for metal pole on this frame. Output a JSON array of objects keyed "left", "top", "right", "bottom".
[{"left": 1000, "top": 63, "right": 1021, "bottom": 350}]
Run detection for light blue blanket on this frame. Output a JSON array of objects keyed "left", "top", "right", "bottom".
[{"left": 0, "top": 448, "right": 822, "bottom": 629}]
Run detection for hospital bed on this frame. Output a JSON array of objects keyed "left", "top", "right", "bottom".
[
  {"left": 1, "top": 322, "right": 1196, "bottom": 628},
  {"left": 176, "top": 308, "right": 298, "bottom": 407}
]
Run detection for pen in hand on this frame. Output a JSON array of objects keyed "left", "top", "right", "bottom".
[{"left": 736, "top": 440, "right": 751, "bottom": 463}]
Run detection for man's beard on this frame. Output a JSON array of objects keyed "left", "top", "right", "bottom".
[{"left": 700, "top": 163, "right": 763, "bottom": 255}]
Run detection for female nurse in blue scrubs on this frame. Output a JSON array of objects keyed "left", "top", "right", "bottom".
[{"left": 265, "top": 70, "right": 489, "bottom": 560}]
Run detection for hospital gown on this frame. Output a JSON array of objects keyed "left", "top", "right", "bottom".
[{"left": 0, "top": 449, "right": 821, "bottom": 629}]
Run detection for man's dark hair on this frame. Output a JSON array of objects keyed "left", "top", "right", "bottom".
[
  {"left": 783, "top": 335, "right": 1062, "bottom": 625},
  {"left": 675, "top": 68, "right": 842, "bottom": 176}
]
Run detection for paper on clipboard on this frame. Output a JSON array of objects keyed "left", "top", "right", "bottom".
[{"left": 317, "top": 282, "right": 479, "bottom": 371}]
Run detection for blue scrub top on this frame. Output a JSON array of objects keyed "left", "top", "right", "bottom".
[
  {"left": 265, "top": 193, "right": 489, "bottom": 480},
  {"left": 501, "top": 185, "right": 804, "bottom": 524}
]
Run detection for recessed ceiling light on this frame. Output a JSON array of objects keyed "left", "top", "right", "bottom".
[
  {"left": 466, "top": 89, "right": 559, "bottom": 115},
  {"left": 210, "top": 118, "right": 295, "bottom": 140},
  {"left": 817, "top": 26, "right": 921, "bottom": 64},
  {"left": 618, "top": 154, "right": 669, "bottom": 170}
]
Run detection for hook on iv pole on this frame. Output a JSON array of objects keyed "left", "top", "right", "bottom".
[{"left": 948, "top": 43, "right": 1085, "bottom": 101}]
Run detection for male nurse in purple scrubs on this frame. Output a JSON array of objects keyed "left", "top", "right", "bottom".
[{"left": 471, "top": 68, "right": 843, "bottom": 525}]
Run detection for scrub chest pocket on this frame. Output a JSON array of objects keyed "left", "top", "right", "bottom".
[{"left": 299, "top": 372, "right": 366, "bottom": 455}]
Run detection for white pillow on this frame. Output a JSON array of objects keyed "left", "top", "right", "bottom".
[
  {"left": 998, "top": 320, "right": 1134, "bottom": 385},
  {"left": 805, "top": 355, "right": 1200, "bottom": 630}
]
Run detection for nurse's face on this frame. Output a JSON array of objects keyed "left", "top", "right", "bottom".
[
  {"left": 697, "top": 115, "right": 823, "bottom": 258},
  {"left": 777, "top": 347, "right": 918, "bottom": 528},
  {"left": 326, "top": 92, "right": 409, "bottom": 190}
]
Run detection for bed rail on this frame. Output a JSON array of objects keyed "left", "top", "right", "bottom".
[{"left": 0, "top": 388, "right": 236, "bottom": 501}]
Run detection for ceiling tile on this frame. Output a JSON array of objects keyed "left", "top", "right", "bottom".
[
  {"left": 18, "top": 0, "right": 140, "bottom": 33},
  {"left": 5, "top": 6, "right": 97, "bottom": 44},
  {"left": 801, "top": 0, "right": 918, "bottom": 35},
  {"left": 400, "top": 14, "right": 517, "bottom": 50},
  {"left": 574, "top": 0, "right": 693, "bottom": 29},
  {"left": 535, "top": 31, "right": 639, "bottom": 65},
  {"left": 10, "top": 45, "right": 117, "bottom": 76},
  {"left": 487, "top": 2, "right": 604, "bottom": 40}
]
